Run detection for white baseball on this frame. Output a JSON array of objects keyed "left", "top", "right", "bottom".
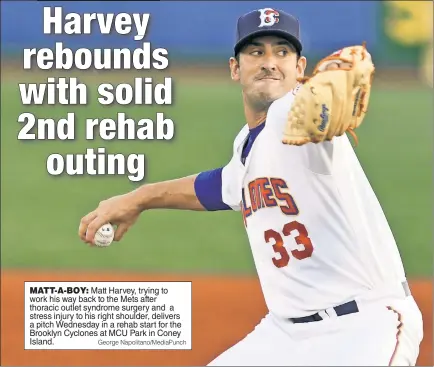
[{"left": 94, "top": 223, "right": 115, "bottom": 247}]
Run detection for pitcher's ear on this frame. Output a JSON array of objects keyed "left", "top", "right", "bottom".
[
  {"left": 229, "top": 56, "right": 240, "bottom": 81},
  {"left": 296, "top": 56, "right": 307, "bottom": 78}
]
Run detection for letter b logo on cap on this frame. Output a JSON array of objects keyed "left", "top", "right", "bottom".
[{"left": 258, "top": 8, "right": 280, "bottom": 27}]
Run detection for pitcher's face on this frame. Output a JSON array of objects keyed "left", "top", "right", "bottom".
[{"left": 230, "top": 35, "right": 306, "bottom": 108}]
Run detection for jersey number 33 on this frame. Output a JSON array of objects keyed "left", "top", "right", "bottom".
[{"left": 265, "top": 221, "right": 314, "bottom": 268}]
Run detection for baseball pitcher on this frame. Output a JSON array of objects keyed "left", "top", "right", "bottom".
[{"left": 79, "top": 8, "right": 424, "bottom": 366}]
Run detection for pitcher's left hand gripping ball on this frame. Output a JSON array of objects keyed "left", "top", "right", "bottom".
[{"left": 282, "top": 43, "right": 375, "bottom": 146}]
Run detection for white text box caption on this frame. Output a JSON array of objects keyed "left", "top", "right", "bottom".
[{"left": 25, "top": 281, "right": 192, "bottom": 350}]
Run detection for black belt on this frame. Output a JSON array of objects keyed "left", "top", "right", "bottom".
[{"left": 289, "top": 281, "right": 411, "bottom": 324}]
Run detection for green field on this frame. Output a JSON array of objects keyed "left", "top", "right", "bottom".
[{"left": 1, "top": 76, "right": 432, "bottom": 276}]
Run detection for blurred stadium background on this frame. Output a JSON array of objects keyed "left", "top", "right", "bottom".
[{"left": 1, "top": 1, "right": 432, "bottom": 366}]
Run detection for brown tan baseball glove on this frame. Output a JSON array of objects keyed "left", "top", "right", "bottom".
[{"left": 282, "top": 43, "right": 375, "bottom": 146}]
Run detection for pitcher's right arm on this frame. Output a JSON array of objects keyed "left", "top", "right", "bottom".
[{"left": 78, "top": 167, "right": 232, "bottom": 245}]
